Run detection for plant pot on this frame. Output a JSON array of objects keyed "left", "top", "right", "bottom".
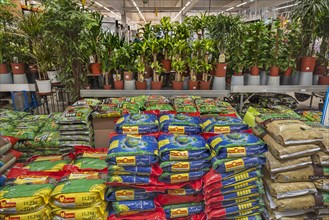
[
  {"left": 90, "top": 63, "right": 101, "bottom": 75},
  {"left": 298, "top": 72, "right": 313, "bottom": 85},
  {"left": 283, "top": 67, "right": 293, "bottom": 77},
  {"left": 313, "top": 74, "right": 320, "bottom": 85},
  {"left": 151, "top": 81, "right": 162, "bottom": 90},
  {"left": 11, "top": 63, "right": 25, "bottom": 74},
  {"left": 136, "top": 81, "right": 147, "bottom": 90},
  {"left": 124, "top": 79, "right": 136, "bottom": 90},
  {"left": 267, "top": 76, "right": 280, "bottom": 85},
  {"left": 114, "top": 80, "right": 124, "bottom": 90},
  {"left": 292, "top": 71, "right": 300, "bottom": 85},
  {"left": 260, "top": 70, "right": 268, "bottom": 85},
  {"left": 172, "top": 81, "right": 183, "bottom": 90},
  {"left": 215, "top": 63, "right": 227, "bottom": 77},
  {"left": 188, "top": 81, "right": 198, "bottom": 90},
  {"left": 124, "top": 71, "right": 133, "bottom": 81},
  {"left": 0, "top": 72, "right": 13, "bottom": 84},
  {"left": 26, "top": 71, "right": 39, "bottom": 83},
  {"left": 233, "top": 72, "right": 243, "bottom": 76},
  {"left": 199, "top": 81, "right": 211, "bottom": 90},
  {"left": 247, "top": 75, "right": 260, "bottom": 85},
  {"left": 280, "top": 75, "right": 292, "bottom": 85},
  {"left": 47, "top": 71, "right": 60, "bottom": 83},
  {"left": 231, "top": 75, "right": 244, "bottom": 86},
  {"left": 250, "top": 66, "right": 259, "bottom": 76},
  {"left": 269, "top": 66, "right": 280, "bottom": 76},
  {"left": 318, "top": 75, "right": 329, "bottom": 85},
  {"left": 183, "top": 76, "right": 189, "bottom": 90},
  {"left": 0, "top": 63, "right": 8, "bottom": 74},
  {"left": 13, "top": 74, "right": 28, "bottom": 84},
  {"left": 36, "top": 80, "right": 51, "bottom": 93},
  {"left": 300, "top": 57, "right": 316, "bottom": 72},
  {"left": 104, "top": 84, "right": 112, "bottom": 90},
  {"left": 212, "top": 76, "right": 226, "bottom": 90},
  {"left": 314, "top": 64, "right": 327, "bottom": 75},
  {"left": 161, "top": 59, "right": 171, "bottom": 73}
]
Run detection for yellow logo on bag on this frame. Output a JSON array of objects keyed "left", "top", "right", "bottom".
[
  {"left": 160, "top": 115, "right": 169, "bottom": 123},
  {"left": 158, "top": 139, "right": 170, "bottom": 149},
  {"left": 0, "top": 200, "right": 16, "bottom": 209},
  {"left": 58, "top": 195, "right": 75, "bottom": 204},
  {"left": 167, "top": 189, "right": 186, "bottom": 195},
  {"left": 169, "top": 151, "right": 189, "bottom": 160},
  {"left": 214, "top": 126, "right": 231, "bottom": 133},
  {"left": 210, "top": 137, "right": 222, "bottom": 148},
  {"left": 60, "top": 211, "right": 75, "bottom": 218},
  {"left": 170, "top": 173, "right": 189, "bottom": 183},
  {"left": 115, "top": 190, "right": 135, "bottom": 201},
  {"left": 201, "top": 119, "right": 211, "bottom": 128},
  {"left": 122, "top": 126, "right": 138, "bottom": 134},
  {"left": 116, "top": 156, "right": 136, "bottom": 166},
  {"left": 170, "top": 208, "right": 189, "bottom": 218},
  {"left": 224, "top": 158, "right": 245, "bottom": 172},
  {"left": 227, "top": 147, "right": 247, "bottom": 158},
  {"left": 172, "top": 162, "right": 190, "bottom": 172},
  {"left": 168, "top": 126, "right": 185, "bottom": 134}
]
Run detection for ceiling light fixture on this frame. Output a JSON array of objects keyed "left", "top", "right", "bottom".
[
  {"left": 250, "top": 0, "right": 254, "bottom": 2},
  {"left": 94, "top": 1, "right": 103, "bottom": 7},
  {"left": 131, "top": 0, "right": 146, "bottom": 22},
  {"left": 173, "top": 0, "right": 191, "bottom": 21},
  {"left": 226, "top": 7, "right": 234, "bottom": 11},
  {"left": 236, "top": 2, "right": 247, "bottom": 7}
]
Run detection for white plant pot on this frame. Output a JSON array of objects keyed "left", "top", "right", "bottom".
[
  {"left": 124, "top": 79, "right": 136, "bottom": 90},
  {"left": 183, "top": 76, "right": 189, "bottom": 90},
  {"left": 313, "top": 74, "right": 320, "bottom": 85},
  {"left": 47, "top": 71, "right": 60, "bottom": 83},
  {"left": 0, "top": 72, "right": 13, "bottom": 84},
  {"left": 145, "top": 77, "right": 152, "bottom": 90},
  {"left": 260, "top": 70, "right": 268, "bottom": 85},
  {"left": 247, "top": 75, "right": 260, "bottom": 85},
  {"left": 298, "top": 72, "right": 313, "bottom": 85},
  {"left": 267, "top": 76, "right": 280, "bottom": 85},
  {"left": 36, "top": 80, "right": 51, "bottom": 93},
  {"left": 13, "top": 74, "right": 28, "bottom": 84},
  {"left": 280, "top": 75, "right": 292, "bottom": 85},
  {"left": 231, "top": 75, "right": 244, "bottom": 86},
  {"left": 212, "top": 76, "right": 226, "bottom": 90},
  {"left": 292, "top": 71, "right": 300, "bottom": 85}
]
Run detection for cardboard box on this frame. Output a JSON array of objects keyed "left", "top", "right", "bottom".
[
  {"left": 92, "top": 118, "right": 116, "bottom": 130},
  {"left": 92, "top": 118, "right": 116, "bottom": 148}
]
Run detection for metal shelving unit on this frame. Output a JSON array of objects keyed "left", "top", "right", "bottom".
[{"left": 0, "top": 84, "right": 36, "bottom": 92}]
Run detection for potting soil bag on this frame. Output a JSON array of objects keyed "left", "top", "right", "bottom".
[
  {"left": 146, "top": 95, "right": 170, "bottom": 105},
  {"left": 106, "top": 187, "right": 157, "bottom": 201},
  {"left": 58, "top": 124, "right": 91, "bottom": 131},
  {"left": 159, "top": 169, "right": 209, "bottom": 184},
  {"left": 108, "top": 165, "right": 158, "bottom": 176},
  {"left": 60, "top": 141, "right": 93, "bottom": 148},
  {"left": 158, "top": 134, "right": 211, "bottom": 161},
  {"left": 208, "top": 207, "right": 264, "bottom": 220},
  {"left": 172, "top": 96, "right": 197, "bottom": 105},
  {"left": 74, "top": 157, "right": 107, "bottom": 170},
  {"left": 266, "top": 152, "right": 312, "bottom": 173},
  {"left": 107, "top": 175, "right": 152, "bottom": 184},
  {"left": 212, "top": 156, "right": 266, "bottom": 173},
  {"left": 0, "top": 122, "right": 17, "bottom": 133},
  {"left": 314, "top": 179, "right": 329, "bottom": 192},
  {"left": 208, "top": 133, "right": 265, "bottom": 155},
  {"left": 0, "top": 110, "right": 26, "bottom": 122},
  {"left": 22, "top": 114, "right": 50, "bottom": 121},
  {"left": 174, "top": 105, "right": 198, "bottom": 113},
  {"left": 0, "top": 136, "right": 16, "bottom": 156},
  {"left": 103, "top": 97, "right": 126, "bottom": 105},
  {"left": 73, "top": 98, "right": 101, "bottom": 109},
  {"left": 0, "top": 183, "right": 54, "bottom": 214},
  {"left": 107, "top": 134, "right": 158, "bottom": 166},
  {"left": 314, "top": 127, "right": 329, "bottom": 153},
  {"left": 160, "top": 160, "right": 210, "bottom": 172},
  {"left": 52, "top": 203, "right": 107, "bottom": 220},
  {"left": 59, "top": 134, "right": 92, "bottom": 142},
  {"left": 16, "top": 121, "right": 44, "bottom": 133},
  {"left": 160, "top": 114, "right": 201, "bottom": 134},
  {"left": 115, "top": 114, "right": 159, "bottom": 134},
  {"left": 122, "top": 102, "right": 141, "bottom": 114},
  {"left": 146, "top": 104, "right": 174, "bottom": 111},
  {"left": 112, "top": 199, "right": 155, "bottom": 215},
  {"left": 33, "top": 131, "right": 61, "bottom": 148},
  {"left": 8, "top": 129, "right": 36, "bottom": 140},
  {"left": 92, "top": 104, "right": 122, "bottom": 118},
  {"left": 0, "top": 150, "right": 22, "bottom": 174},
  {"left": 58, "top": 105, "right": 92, "bottom": 124},
  {"left": 0, "top": 175, "right": 6, "bottom": 186},
  {"left": 312, "top": 152, "right": 329, "bottom": 166},
  {"left": 163, "top": 202, "right": 203, "bottom": 219},
  {"left": 24, "top": 155, "right": 72, "bottom": 172},
  {"left": 202, "top": 116, "right": 248, "bottom": 134},
  {"left": 0, "top": 205, "right": 51, "bottom": 220},
  {"left": 166, "top": 187, "right": 201, "bottom": 196},
  {"left": 40, "top": 120, "right": 59, "bottom": 132},
  {"left": 50, "top": 179, "right": 106, "bottom": 208}
]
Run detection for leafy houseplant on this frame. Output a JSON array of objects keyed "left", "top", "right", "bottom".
[
  {"left": 159, "top": 16, "right": 173, "bottom": 72},
  {"left": 187, "top": 56, "right": 201, "bottom": 90},
  {"left": 172, "top": 39, "right": 188, "bottom": 90},
  {"left": 146, "top": 36, "right": 163, "bottom": 89},
  {"left": 199, "top": 39, "right": 215, "bottom": 90},
  {"left": 135, "top": 57, "right": 147, "bottom": 90},
  {"left": 110, "top": 48, "right": 124, "bottom": 90},
  {"left": 268, "top": 19, "right": 284, "bottom": 77},
  {"left": 185, "top": 12, "right": 209, "bottom": 40},
  {"left": 120, "top": 43, "right": 135, "bottom": 81}
]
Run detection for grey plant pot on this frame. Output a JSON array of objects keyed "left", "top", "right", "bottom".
[
  {"left": 145, "top": 77, "right": 152, "bottom": 90},
  {"left": 124, "top": 79, "right": 136, "bottom": 90},
  {"left": 260, "top": 70, "right": 268, "bottom": 85},
  {"left": 313, "top": 74, "right": 320, "bottom": 85},
  {"left": 0, "top": 72, "right": 13, "bottom": 84},
  {"left": 231, "top": 75, "right": 244, "bottom": 86},
  {"left": 13, "top": 73, "right": 28, "bottom": 84},
  {"left": 247, "top": 75, "right": 260, "bottom": 85},
  {"left": 298, "top": 71, "right": 313, "bottom": 85},
  {"left": 212, "top": 76, "right": 226, "bottom": 90},
  {"left": 183, "top": 76, "right": 189, "bottom": 90},
  {"left": 280, "top": 75, "right": 292, "bottom": 85},
  {"left": 267, "top": 76, "right": 280, "bottom": 85}
]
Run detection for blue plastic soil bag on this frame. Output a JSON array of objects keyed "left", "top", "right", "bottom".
[
  {"left": 115, "top": 114, "right": 159, "bottom": 134},
  {"left": 106, "top": 134, "right": 158, "bottom": 166},
  {"left": 216, "top": 145, "right": 268, "bottom": 159},
  {"left": 159, "top": 169, "right": 209, "bottom": 183},
  {"left": 160, "top": 160, "right": 210, "bottom": 172},
  {"left": 106, "top": 188, "right": 157, "bottom": 201},
  {"left": 158, "top": 134, "right": 211, "bottom": 161},
  {"left": 108, "top": 165, "right": 152, "bottom": 175},
  {"left": 0, "top": 175, "right": 6, "bottom": 186},
  {"left": 208, "top": 133, "right": 265, "bottom": 155},
  {"left": 163, "top": 202, "right": 203, "bottom": 219},
  {"left": 166, "top": 187, "right": 201, "bottom": 196},
  {"left": 112, "top": 199, "right": 155, "bottom": 214},
  {"left": 212, "top": 156, "right": 266, "bottom": 172},
  {"left": 107, "top": 175, "right": 151, "bottom": 184},
  {"left": 159, "top": 114, "right": 201, "bottom": 134},
  {"left": 201, "top": 116, "right": 249, "bottom": 133}
]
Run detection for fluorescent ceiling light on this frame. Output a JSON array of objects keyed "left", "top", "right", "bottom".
[
  {"left": 250, "top": 0, "right": 254, "bottom": 2},
  {"left": 131, "top": 0, "right": 146, "bottom": 22},
  {"left": 275, "top": 3, "right": 298, "bottom": 10},
  {"left": 173, "top": 1, "right": 191, "bottom": 21},
  {"left": 94, "top": 1, "right": 103, "bottom": 7},
  {"left": 186, "top": 1, "right": 191, "bottom": 6},
  {"left": 226, "top": 7, "right": 234, "bottom": 11},
  {"left": 236, "top": 2, "right": 247, "bottom": 7}
]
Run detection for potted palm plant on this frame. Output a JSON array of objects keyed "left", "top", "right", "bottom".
[
  {"left": 110, "top": 48, "right": 124, "bottom": 90},
  {"left": 147, "top": 36, "right": 162, "bottom": 89},
  {"left": 172, "top": 39, "right": 188, "bottom": 90},
  {"left": 100, "top": 36, "right": 111, "bottom": 90},
  {"left": 0, "top": 5, "right": 14, "bottom": 76},
  {"left": 135, "top": 57, "right": 147, "bottom": 90},
  {"left": 268, "top": 19, "right": 283, "bottom": 77},
  {"left": 187, "top": 56, "right": 201, "bottom": 90},
  {"left": 198, "top": 38, "right": 214, "bottom": 90},
  {"left": 159, "top": 17, "right": 173, "bottom": 72}
]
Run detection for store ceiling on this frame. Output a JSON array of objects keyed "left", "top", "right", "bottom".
[{"left": 92, "top": 0, "right": 294, "bottom": 24}]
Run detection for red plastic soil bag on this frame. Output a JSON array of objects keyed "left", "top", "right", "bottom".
[
  {"left": 1, "top": 136, "right": 19, "bottom": 146},
  {"left": 157, "top": 193, "right": 204, "bottom": 206},
  {"left": 168, "top": 213, "right": 207, "bottom": 220},
  {"left": 6, "top": 167, "right": 66, "bottom": 181},
  {"left": 107, "top": 207, "right": 166, "bottom": 220},
  {"left": 203, "top": 169, "right": 222, "bottom": 186}
]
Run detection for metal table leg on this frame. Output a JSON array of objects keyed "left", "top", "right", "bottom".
[{"left": 239, "top": 94, "right": 244, "bottom": 113}]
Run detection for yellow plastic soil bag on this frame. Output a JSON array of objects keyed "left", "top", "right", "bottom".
[
  {"left": 52, "top": 202, "right": 107, "bottom": 220},
  {"left": 50, "top": 179, "right": 106, "bottom": 208},
  {"left": 24, "top": 155, "right": 71, "bottom": 172},
  {"left": 0, "top": 206, "right": 51, "bottom": 220},
  {"left": 0, "top": 184, "right": 54, "bottom": 214}
]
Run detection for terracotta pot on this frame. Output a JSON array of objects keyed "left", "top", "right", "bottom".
[
  {"left": 172, "top": 81, "right": 183, "bottom": 90},
  {"left": 269, "top": 66, "right": 280, "bottom": 76},
  {"left": 114, "top": 80, "right": 124, "bottom": 90},
  {"left": 283, "top": 67, "right": 293, "bottom": 77},
  {"left": 124, "top": 71, "right": 133, "bottom": 81},
  {"left": 233, "top": 72, "right": 243, "bottom": 76},
  {"left": 314, "top": 64, "right": 327, "bottom": 75},
  {"left": 0, "top": 63, "right": 8, "bottom": 74},
  {"left": 300, "top": 57, "right": 317, "bottom": 72},
  {"left": 318, "top": 76, "right": 329, "bottom": 85},
  {"left": 215, "top": 63, "right": 228, "bottom": 77},
  {"left": 104, "top": 84, "right": 112, "bottom": 90},
  {"left": 250, "top": 66, "right": 259, "bottom": 76},
  {"left": 151, "top": 81, "right": 162, "bottom": 90},
  {"left": 136, "top": 81, "right": 147, "bottom": 90},
  {"left": 199, "top": 81, "right": 211, "bottom": 90},
  {"left": 11, "top": 63, "right": 25, "bottom": 74},
  {"left": 90, "top": 63, "right": 101, "bottom": 75},
  {"left": 161, "top": 59, "right": 171, "bottom": 73},
  {"left": 188, "top": 81, "right": 199, "bottom": 90},
  {"left": 145, "top": 65, "right": 152, "bottom": 78}
]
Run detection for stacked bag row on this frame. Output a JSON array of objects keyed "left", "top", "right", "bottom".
[{"left": 252, "top": 113, "right": 329, "bottom": 219}]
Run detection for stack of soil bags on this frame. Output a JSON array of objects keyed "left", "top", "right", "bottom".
[
  {"left": 145, "top": 95, "right": 173, "bottom": 112},
  {"left": 201, "top": 116, "right": 249, "bottom": 134},
  {"left": 253, "top": 113, "right": 329, "bottom": 219},
  {"left": 172, "top": 96, "right": 198, "bottom": 113},
  {"left": 205, "top": 133, "right": 267, "bottom": 219}
]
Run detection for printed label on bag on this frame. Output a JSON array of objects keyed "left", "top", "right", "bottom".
[
  {"left": 168, "top": 126, "right": 185, "bottom": 134},
  {"left": 201, "top": 120, "right": 211, "bottom": 129},
  {"left": 122, "top": 126, "right": 139, "bottom": 134},
  {"left": 214, "top": 126, "right": 231, "bottom": 133},
  {"left": 170, "top": 208, "right": 189, "bottom": 218},
  {"left": 109, "top": 140, "right": 119, "bottom": 150},
  {"left": 170, "top": 151, "right": 189, "bottom": 160},
  {"left": 59, "top": 211, "right": 75, "bottom": 219},
  {"left": 158, "top": 139, "right": 170, "bottom": 149},
  {"left": 210, "top": 137, "right": 223, "bottom": 147},
  {"left": 170, "top": 173, "right": 189, "bottom": 183},
  {"left": 160, "top": 115, "right": 170, "bottom": 123},
  {"left": 172, "top": 162, "right": 190, "bottom": 172},
  {"left": 116, "top": 156, "right": 136, "bottom": 166},
  {"left": 237, "top": 189, "right": 252, "bottom": 197},
  {"left": 167, "top": 189, "right": 186, "bottom": 196},
  {"left": 224, "top": 158, "right": 245, "bottom": 172},
  {"left": 227, "top": 147, "right": 247, "bottom": 158},
  {"left": 238, "top": 202, "right": 253, "bottom": 210},
  {"left": 115, "top": 190, "right": 135, "bottom": 201}
]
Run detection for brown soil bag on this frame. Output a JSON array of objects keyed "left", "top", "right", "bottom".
[
  {"left": 313, "top": 127, "right": 329, "bottom": 153},
  {"left": 314, "top": 179, "right": 329, "bottom": 192},
  {"left": 263, "top": 174, "right": 317, "bottom": 199},
  {"left": 266, "top": 151, "right": 312, "bottom": 173},
  {"left": 312, "top": 151, "right": 329, "bottom": 166},
  {"left": 264, "top": 120, "right": 323, "bottom": 146}
]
